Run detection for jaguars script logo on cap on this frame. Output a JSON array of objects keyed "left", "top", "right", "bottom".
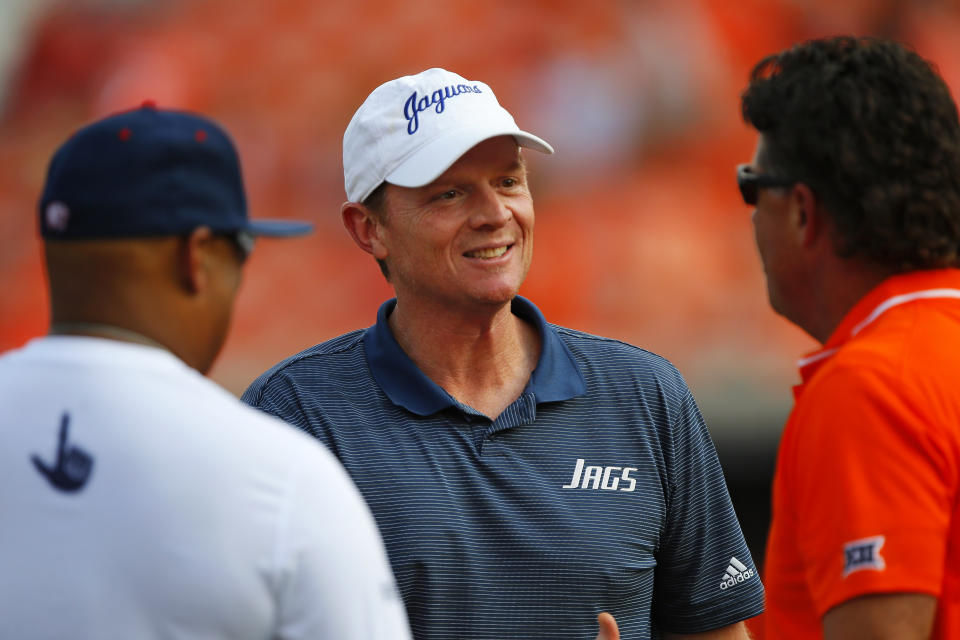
[
  {"left": 45, "top": 201, "right": 70, "bottom": 231},
  {"left": 403, "top": 83, "right": 483, "bottom": 135}
]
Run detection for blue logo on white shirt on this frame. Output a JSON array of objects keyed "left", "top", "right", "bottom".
[{"left": 32, "top": 412, "right": 94, "bottom": 493}]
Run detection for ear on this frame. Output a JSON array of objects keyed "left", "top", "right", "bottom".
[
  {"left": 342, "top": 202, "right": 389, "bottom": 260},
  {"left": 178, "top": 226, "right": 214, "bottom": 294},
  {"left": 790, "top": 183, "right": 822, "bottom": 248}
]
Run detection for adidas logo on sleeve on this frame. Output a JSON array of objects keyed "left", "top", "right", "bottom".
[{"left": 719, "top": 557, "right": 755, "bottom": 590}]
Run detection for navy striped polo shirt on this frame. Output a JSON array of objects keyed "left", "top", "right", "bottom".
[{"left": 243, "top": 297, "right": 764, "bottom": 639}]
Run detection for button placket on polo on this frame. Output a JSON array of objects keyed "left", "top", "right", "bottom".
[{"left": 476, "top": 393, "right": 537, "bottom": 455}]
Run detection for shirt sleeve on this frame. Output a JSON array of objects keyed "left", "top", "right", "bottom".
[
  {"left": 788, "top": 363, "right": 955, "bottom": 616},
  {"left": 652, "top": 387, "right": 765, "bottom": 633},
  {"left": 272, "top": 442, "right": 412, "bottom": 640}
]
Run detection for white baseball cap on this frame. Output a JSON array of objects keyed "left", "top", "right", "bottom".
[{"left": 343, "top": 67, "right": 554, "bottom": 203}]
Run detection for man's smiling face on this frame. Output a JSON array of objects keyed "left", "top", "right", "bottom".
[{"left": 373, "top": 135, "right": 534, "bottom": 312}]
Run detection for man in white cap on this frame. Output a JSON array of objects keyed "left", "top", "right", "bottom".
[{"left": 244, "top": 68, "right": 762, "bottom": 639}]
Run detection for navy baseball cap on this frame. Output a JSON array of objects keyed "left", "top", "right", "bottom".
[{"left": 39, "top": 104, "right": 313, "bottom": 240}]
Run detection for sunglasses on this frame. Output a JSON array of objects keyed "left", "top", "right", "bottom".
[
  {"left": 736, "top": 164, "right": 797, "bottom": 206},
  {"left": 233, "top": 230, "right": 255, "bottom": 259},
  {"left": 213, "top": 230, "right": 255, "bottom": 263}
]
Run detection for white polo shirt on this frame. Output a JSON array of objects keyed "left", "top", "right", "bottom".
[{"left": 0, "top": 336, "right": 411, "bottom": 640}]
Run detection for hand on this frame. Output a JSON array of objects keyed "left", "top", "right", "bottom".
[
  {"left": 32, "top": 412, "right": 94, "bottom": 492},
  {"left": 595, "top": 612, "right": 619, "bottom": 640}
]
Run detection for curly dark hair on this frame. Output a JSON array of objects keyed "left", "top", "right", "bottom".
[{"left": 741, "top": 36, "right": 960, "bottom": 270}]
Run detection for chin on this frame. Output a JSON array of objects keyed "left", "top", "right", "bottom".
[
  {"left": 768, "top": 291, "right": 807, "bottom": 335},
  {"left": 767, "top": 292, "right": 785, "bottom": 318},
  {"left": 196, "top": 331, "right": 230, "bottom": 376},
  {"left": 471, "top": 283, "right": 522, "bottom": 306},
  {"left": 195, "top": 353, "right": 219, "bottom": 376}
]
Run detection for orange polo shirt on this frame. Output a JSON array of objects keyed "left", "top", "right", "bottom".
[{"left": 760, "top": 269, "right": 960, "bottom": 639}]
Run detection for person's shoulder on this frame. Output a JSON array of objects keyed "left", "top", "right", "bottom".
[
  {"left": 815, "top": 310, "right": 954, "bottom": 395},
  {"left": 242, "top": 328, "right": 367, "bottom": 404},
  {"left": 837, "top": 300, "right": 960, "bottom": 379},
  {"left": 551, "top": 323, "right": 685, "bottom": 380},
  {"left": 793, "top": 306, "right": 960, "bottom": 445},
  {"left": 801, "top": 332, "right": 960, "bottom": 444},
  {"left": 0, "top": 344, "right": 27, "bottom": 371},
  {"left": 267, "top": 328, "right": 368, "bottom": 373},
  {"left": 223, "top": 390, "right": 344, "bottom": 462}
]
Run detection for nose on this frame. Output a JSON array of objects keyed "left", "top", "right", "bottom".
[{"left": 469, "top": 184, "right": 512, "bottom": 229}]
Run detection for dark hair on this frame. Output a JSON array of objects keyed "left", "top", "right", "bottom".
[
  {"left": 362, "top": 182, "right": 390, "bottom": 280},
  {"left": 741, "top": 36, "right": 960, "bottom": 270}
]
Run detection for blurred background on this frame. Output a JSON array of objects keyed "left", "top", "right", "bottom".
[{"left": 3, "top": 0, "right": 960, "bottom": 565}]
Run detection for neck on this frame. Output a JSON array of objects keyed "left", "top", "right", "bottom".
[
  {"left": 388, "top": 297, "right": 541, "bottom": 419},
  {"left": 802, "top": 261, "right": 895, "bottom": 344}
]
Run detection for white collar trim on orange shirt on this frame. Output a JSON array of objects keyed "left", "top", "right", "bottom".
[
  {"left": 849, "top": 288, "right": 960, "bottom": 336},
  {"left": 797, "top": 287, "right": 960, "bottom": 370},
  {"left": 796, "top": 347, "right": 839, "bottom": 369}
]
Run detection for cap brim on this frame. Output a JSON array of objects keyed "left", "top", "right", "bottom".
[
  {"left": 386, "top": 127, "right": 554, "bottom": 189},
  {"left": 246, "top": 219, "right": 314, "bottom": 237}
]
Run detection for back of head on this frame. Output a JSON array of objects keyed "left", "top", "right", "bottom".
[
  {"left": 741, "top": 36, "right": 960, "bottom": 271},
  {"left": 38, "top": 104, "right": 312, "bottom": 371}
]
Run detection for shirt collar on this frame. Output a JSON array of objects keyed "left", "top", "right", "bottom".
[
  {"left": 796, "top": 268, "right": 960, "bottom": 384},
  {"left": 363, "top": 296, "right": 586, "bottom": 416},
  {"left": 18, "top": 335, "right": 191, "bottom": 374}
]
